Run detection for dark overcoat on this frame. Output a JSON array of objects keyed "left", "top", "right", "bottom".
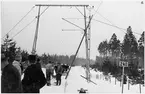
[
  {"left": 1, "top": 64, "right": 22, "bottom": 93},
  {"left": 22, "top": 64, "right": 46, "bottom": 93}
]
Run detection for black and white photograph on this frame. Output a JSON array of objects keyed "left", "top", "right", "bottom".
[{"left": 1, "top": 0, "right": 145, "bottom": 93}]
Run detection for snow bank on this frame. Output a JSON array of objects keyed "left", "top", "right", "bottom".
[{"left": 35, "top": 67, "right": 145, "bottom": 94}]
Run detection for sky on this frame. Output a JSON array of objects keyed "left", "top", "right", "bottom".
[{"left": 1, "top": 0, "right": 145, "bottom": 60}]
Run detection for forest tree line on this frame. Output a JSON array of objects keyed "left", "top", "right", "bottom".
[
  {"left": 91, "top": 26, "right": 144, "bottom": 85},
  {"left": 1, "top": 34, "right": 95, "bottom": 68}
]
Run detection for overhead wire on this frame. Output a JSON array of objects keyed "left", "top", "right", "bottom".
[
  {"left": 11, "top": 6, "right": 49, "bottom": 39},
  {"left": 11, "top": 18, "right": 36, "bottom": 39},
  {"left": 93, "top": 12, "right": 141, "bottom": 35},
  {"left": 90, "top": 0, "right": 126, "bottom": 34},
  {"left": 92, "top": 0, "right": 103, "bottom": 16},
  {"left": 91, "top": 3, "right": 141, "bottom": 35},
  {"left": 2, "top": 6, "right": 35, "bottom": 39},
  {"left": 92, "top": 19, "right": 126, "bottom": 31}
]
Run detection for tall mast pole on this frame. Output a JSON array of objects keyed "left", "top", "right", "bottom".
[
  {"left": 84, "top": 6, "right": 90, "bottom": 82},
  {"left": 32, "top": 6, "right": 41, "bottom": 55},
  {"left": 88, "top": 7, "right": 91, "bottom": 70}
]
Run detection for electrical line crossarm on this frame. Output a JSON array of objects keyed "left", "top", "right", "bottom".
[
  {"left": 35, "top": 4, "right": 89, "bottom": 7},
  {"left": 62, "top": 18, "right": 84, "bottom": 30}
]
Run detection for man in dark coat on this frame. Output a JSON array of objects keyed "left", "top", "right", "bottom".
[
  {"left": 56, "top": 63, "right": 63, "bottom": 86},
  {"left": 1, "top": 54, "right": 22, "bottom": 93},
  {"left": 22, "top": 55, "right": 46, "bottom": 93}
]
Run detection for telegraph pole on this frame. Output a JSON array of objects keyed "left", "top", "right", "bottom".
[
  {"left": 84, "top": 6, "right": 90, "bottom": 82},
  {"left": 32, "top": 6, "right": 41, "bottom": 55},
  {"left": 88, "top": 6, "right": 91, "bottom": 72}
]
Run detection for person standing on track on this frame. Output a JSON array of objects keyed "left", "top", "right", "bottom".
[
  {"left": 56, "top": 62, "right": 63, "bottom": 86},
  {"left": 46, "top": 61, "right": 53, "bottom": 86}
]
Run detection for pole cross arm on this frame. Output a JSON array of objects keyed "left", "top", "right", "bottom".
[
  {"left": 35, "top": 4, "right": 89, "bottom": 7},
  {"left": 62, "top": 18, "right": 84, "bottom": 30}
]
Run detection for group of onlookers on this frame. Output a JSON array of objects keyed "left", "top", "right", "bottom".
[
  {"left": 46, "top": 61, "right": 69, "bottom": 86},
  {"left": 1, "top": 54, "right": 46, "bottom": 93},
  {"left": 1, "top": 53, "right": 69, "bottom": 93}
]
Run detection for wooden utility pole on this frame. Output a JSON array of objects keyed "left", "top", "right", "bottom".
[
  {"left": 32, "top": 6, "right": 41, "bottom": 54},
  {"left": 83, "top": 6, "right": 91, "bottom": 82}
]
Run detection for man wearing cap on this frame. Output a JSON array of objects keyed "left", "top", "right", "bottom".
[
  {"left": 1, "top": 53, "right": 22, "bottom": 93},
  {"left": 22, "top": 55, "right": 46, "bottom": 93}
]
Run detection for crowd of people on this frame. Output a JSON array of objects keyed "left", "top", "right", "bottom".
[{"left": 1, "top": 53, "right": 69, "bottom": 93}]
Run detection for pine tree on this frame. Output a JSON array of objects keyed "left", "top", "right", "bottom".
[
  {"left": 98, "top": 42, "right": 103, "bottom": 56},
  {"left": 122, "top": 26, "right": 138, "bottom": 62},
  {"left": 1, "top": 34, "right": 18, "bottom": 63},
  {"left": 108, "top": 33, "right": 120, "bottom": 57},
  {"left": 122, "top": 26, "right": 139, "bottom": 83}
]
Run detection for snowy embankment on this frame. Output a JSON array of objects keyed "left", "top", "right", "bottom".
[{"left": 39, "top": 66, "right": 144, "bottom": 94}]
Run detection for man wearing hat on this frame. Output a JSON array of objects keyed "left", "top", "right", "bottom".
[
  {"left": 22, "top": 55, "right": 46, "bottom": 93},
  {"left": 1, "top": 53, "right": 22, "bottom": 93}
]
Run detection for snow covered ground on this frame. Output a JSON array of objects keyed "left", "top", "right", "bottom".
[{"left": 40, "top": 66, "right": 144, "bottom": 94}]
